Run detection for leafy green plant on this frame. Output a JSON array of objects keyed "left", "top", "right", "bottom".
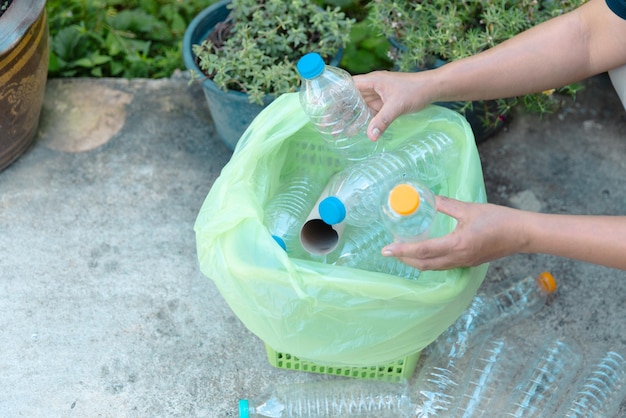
[
  {"left": 46, "top": 0, "right": 219, "bottom": 78},
  {"left": 367, "top": 0, "right": 586, "bottom": 128},
  {"left": 315, "top": 0, "right": 393, "bottom": 74},
  {"left": 191, "top": 0, "right": 354, "bottom": 105}
]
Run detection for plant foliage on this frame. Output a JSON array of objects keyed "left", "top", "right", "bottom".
[
  {"left": 367, "top": 0, "right": 587, "bottom": 126},
  {"left": 46, "top": 0, "right": 219, "bottom": 78},
  {"left": 192, "top": 0, "right": 353, "bottom": 105}
]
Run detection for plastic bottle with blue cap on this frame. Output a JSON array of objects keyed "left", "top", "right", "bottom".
[
  {"left": 316, "top": 131, "right": 456, "bottom": 227},
  {"left": 238, "top": 378, "right": 413, "bottom": 417},
  {"left": 262, "top": 135, "right": 346, "bottom": 259},
  {"left": 297, "top": 52, "right": 381, "bottom": 161}
]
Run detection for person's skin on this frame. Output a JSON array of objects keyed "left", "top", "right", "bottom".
[{"left": 353, "top": 0, "right": 626, "bottom": 271}]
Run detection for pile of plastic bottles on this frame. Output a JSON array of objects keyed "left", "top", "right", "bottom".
[
  {"left": 240, "top": 272, "right": 626, "bottom": 418},
  {"left": 263, "top": 52, "right": 458, "bottom": 280}
]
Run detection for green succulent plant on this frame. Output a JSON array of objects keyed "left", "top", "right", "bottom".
[
  {"left": 367, "top": 0, "right": 586, "bottom": 129},
  {"left": 192, "top": 0, "right": 354, "bottom": 105}
]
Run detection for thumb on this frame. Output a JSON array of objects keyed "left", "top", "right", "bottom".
[{"left": 368, "top": 106, "right": 399, "bottom": 141}]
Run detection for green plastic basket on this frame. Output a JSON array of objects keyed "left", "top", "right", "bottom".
[{"left": 265, "top": 344, "right": 420, "bottom": 382}]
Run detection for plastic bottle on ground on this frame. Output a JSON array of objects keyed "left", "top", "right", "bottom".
[
  {"left": 555, "top": 350, "right": 626, "bottom": 418},
  {"left": 434, "top": 272, "right": 558, "bottom": 359},
  {"left": 380, "top": 180, "right": 437, "bottom": 243},
  {"left": 297, "top": 52, "right": 381, "bottom": 161},
  {"left": 239, "top": 379, "right": 414, "bottom": 417},
  {"left": 449, "top": 337, "right": 523, "bottom": 418},
  {"left": 501, "top": 338, "right": 582, "bottom": 418},
  {"left": 330, "top": 223, "right": 421, "bottom": 280},
  {"left": 316, "top": 131, "right": 456, "bottom": 227}
]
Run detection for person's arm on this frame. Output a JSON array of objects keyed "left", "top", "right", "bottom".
[
  {"left": 355, "top": 0, "right": 626, "bottom": 140},
  {"left": 381, "top": 196, "right": 626, "bottom": 271}
]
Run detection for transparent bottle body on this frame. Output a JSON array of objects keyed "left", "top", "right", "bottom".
[
  {"left": 556, "top": 350, "right": 626, "bottom": 418},
  {"left": 265, "top": 135, "right": 346, "bottom": 259},
  {"left": 321, "top": 130, "right": 457, "bottom": 227},
  {"left": 243, "top": 379, "right": 413, "bottom": 418},
  {"left": 299, "top": 65, "right": 380, "bottom": 161},
  {"left": 263, "top": 175, "right": 323, "bottom": 258},
  {"left": 330, "top": 223, "right": 421, "bottom": 280},
  {"left": 434, "top": 274, "right": 554, "bottom": 360},
  {"left": 324, "top": 152, "right": 410, "bottom": 226},
  {"left": 380, "top": 180, "right": 437, "bottom": 243},
  {"left": 394, "top": 131, "right": 458, "bottom": 188},
  {"left": 502, "top": 339, "right": 582, "bottom": 418},
  {"left": 450, "top": 337, "right": 521, "bottom": 418}
]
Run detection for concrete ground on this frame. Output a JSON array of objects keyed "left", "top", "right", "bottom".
[{"left": 0, "top": 71, "right": 625, "bottom": 417}]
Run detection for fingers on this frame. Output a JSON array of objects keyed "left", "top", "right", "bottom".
[
  {"left": 368, "top": 113, "right": 391, "bottom": 141},
  {"left": 434, "top": 195, "right": 465, "bottom": 219},
  {"left": 382, "top": 235, "right": 453, "bottom": 268}
]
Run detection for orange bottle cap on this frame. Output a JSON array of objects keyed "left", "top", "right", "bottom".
[
  {"left": 535, "top": 271, "right": 557, "bottom": 294},
  {"left": 389, "top": 183, "right": 421, "bottom": 216}
]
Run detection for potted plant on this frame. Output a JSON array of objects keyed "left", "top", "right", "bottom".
[
  {"left": 183, "top": 0, "right": 353, "bottom": 150},
  {"left": 366, "top": 0, "right": 585, "bottom": 141},
  {"left": 0, "top": 0, "right": 49, "bottom": 171}
]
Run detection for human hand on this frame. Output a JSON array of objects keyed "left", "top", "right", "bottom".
[
  {"left": 353, "top": 71, "right": 435, "bottom": 141},
  {"left": 381, "top": 196, "right": 528, "bottom": 270}
]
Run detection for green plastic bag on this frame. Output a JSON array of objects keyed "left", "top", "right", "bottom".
[{"left": 195, "top": 93, "right": 488, "bottom": 366}]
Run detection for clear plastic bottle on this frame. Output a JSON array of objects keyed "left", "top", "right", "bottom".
[
  {"left": 435, "top": 272, "right": 558, "bottom": 360},
  {"left": 555, "top": 350, "right": 626, "bottom": 418},
  {"left": 501, "top": 338, "right": 583, "bottom": 418},
  {"left": 316, "top": 131, "right": 456, "bottom": 227},
  {"left": 263, "top": 174, "right": 325, "bottom": 258},
  {"left": 297, "top": 52, "right": 381, "bottom": 161},
  {"left": 449, "top": 337, "right": 522, "bottom": 418},
  {"left": 330, "top": 223, "right": 421, "bottom": 280},
  {"left": 239, "top": 379, "right": 414, "bottom": 417},
  {"left": 380, "top": 180, "right": 437, "bottom": 243}
]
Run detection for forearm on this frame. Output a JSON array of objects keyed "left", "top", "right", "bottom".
[
  {"left": 428, "top": 0, "right": 626, "bottom": 103},
  {"left": 520, "top": 212, "right": 626, "bottom": 270}
]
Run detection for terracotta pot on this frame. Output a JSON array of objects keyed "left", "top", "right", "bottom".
[{"left": 0, "top": 0, "right": 49, "bottom": 171}]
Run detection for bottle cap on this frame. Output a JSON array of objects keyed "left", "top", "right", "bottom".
[
  {"left": 319, "top": 196, "right": 346, "bottom": 225},
  {"left": 389, "top": 183, "right": 421, "bottom": 215},
  {"left": 297, "top": 52, "right": 325, "bottom": 79},
  {"left": 272, "top": 235, "right": 287, "bottom": 252},
  {"left": 536, "top": 271, "right": 557, "bottom": 294},
  {"left": 238, "top": 399, "right": 250, "bottom": 418}
]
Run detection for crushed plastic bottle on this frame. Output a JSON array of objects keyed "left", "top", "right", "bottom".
[
  {"left": 297, "top": 52, "right": 381, "bottom": 161},
  {"left": 239, "top": 379, "right": 414, "bottom": 417}
]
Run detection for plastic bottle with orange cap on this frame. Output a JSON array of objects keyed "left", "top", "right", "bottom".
[
  {"left": 380, "top": 180, "right": 437, "bottom": 243},
  {"left": 315, "top": 131, "right": 456, "bottom": 228},
  {"left": 411, "top": 272, "right": 559, "bottom": 417}
]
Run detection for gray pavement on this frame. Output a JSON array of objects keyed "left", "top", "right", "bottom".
[{"left": 0, "top": 71, "right": 625, "bottom": 417}]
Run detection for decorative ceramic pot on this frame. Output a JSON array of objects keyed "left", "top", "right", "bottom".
[{"left": 0, "top": 0, "right": 49, "bottom": 171}]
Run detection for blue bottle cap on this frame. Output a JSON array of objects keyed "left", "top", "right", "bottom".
[
  {"left": 238, "top": 399, "right": 250, "bottom": 418},
  {"left": 272, "top": 235, "right": 287, "bottom": 251},
  {"left": 319, "top": 196, "right": 346, "bottom": 225},
  {"left": 296, "top": 52, "right": 325, "bottom": 79}
]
